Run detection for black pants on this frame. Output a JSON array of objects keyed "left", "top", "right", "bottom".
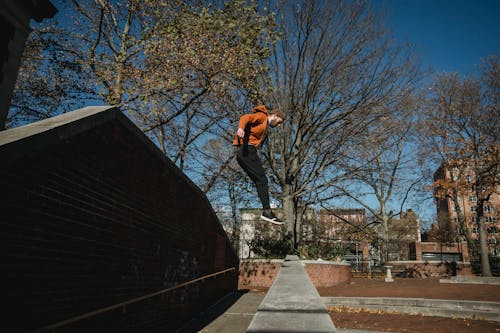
[{"left": 236, "top": 145, "right": 270, "bottom": 210}]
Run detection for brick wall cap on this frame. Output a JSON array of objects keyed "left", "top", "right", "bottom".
[
  {"left": 240, "top": 259, "right": 284, "bottom": 263},
  {"left": 0, "top": 106, "right": 118, "bottom": 148}
]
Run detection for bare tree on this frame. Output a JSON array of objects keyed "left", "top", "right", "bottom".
[
  {"left": 197, "top": 137, "right": 252, "bottom": 250},
  {"left": 9, "top": 0, "right": 275, "bottom": 173},
  {"left": 259, "top": 0, "right": 421, "bottom": 248},
  {"left": 137, "top": 0, "right": 275, "bottom": 170},
  {"left": 420, "top": 56, "right": 500, "bottom": 276},
  {"left": 333, "top": 108, "right": 424, "bottom": 262}
]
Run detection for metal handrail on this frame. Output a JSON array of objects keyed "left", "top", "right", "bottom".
[{"left": 32, "top": 267, "right": 236, "bottom": 333}]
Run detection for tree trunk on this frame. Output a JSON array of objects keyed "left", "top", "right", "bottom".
[
  {"left": 282, "top": 185, "right": 299, "bottom": 250},
  {"left": 478, "top": 216, "right": 492, "bottom": 276},
  {"left": 380, "top": 201, "right": 389, "bottom": 263},
  {"left": 228, "top": 183, "right": 239, "bottom": 255},
  {"left": 381, "top": 217, "right": 389, "bottom": 263},
  {"left": 477, "top": 200, "right": 492, "bottom": 276},
  {"left": 295, "top": 204, "right": 303, "bottom": 250}
]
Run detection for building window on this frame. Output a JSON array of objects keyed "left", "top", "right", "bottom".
[
  {"left": 486, "top": 216, "right": 496, "bottom": 223},
  {"left": 469, "top": 195, "right": 477, "bottom": 202},
  {"left": 487, "top": 226, "right": 498, "bottom": 234},
  {"left": 484, "top": 205, "right": 493, "bottom": 213},
  {"left": 471, "top": 206, "right": 477, "bottom": 212}
]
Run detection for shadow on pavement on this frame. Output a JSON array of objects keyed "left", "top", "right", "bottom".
[{"left": 176, "top": 290, "right": 251, "bottom": 333}]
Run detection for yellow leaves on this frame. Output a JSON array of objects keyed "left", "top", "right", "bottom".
[
  {"left": 329, "top": 305, "right": 436, "bottom": 324},
  {"left": 329, "top": 306, "right": 401, "bottom": 316}
]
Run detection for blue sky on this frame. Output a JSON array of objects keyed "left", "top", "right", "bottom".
[
  {"left": 377, "top": 0, "right": 500, "bottom": 76},
  {"left": 372, "top": 1, "right": 500, "bottom": 223}
]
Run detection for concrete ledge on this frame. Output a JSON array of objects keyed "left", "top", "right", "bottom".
[
  {"left": 324, "top": 297, "right": 500, "bottom": 322},
  {"left": 0, "top": 106, "right": 119, "bottom": 155},
  {"left": 247, "top": 255, "right": 336, "bottom": 332}
]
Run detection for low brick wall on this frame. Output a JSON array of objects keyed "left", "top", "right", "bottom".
[
  {"left": 239, "top": 260, "right": 282, "bottom": 288},
  {"left": 239, "top": 259, "right": 352, "bottom": 288},
  {"left": 304, "top": 260, "right": 352, "bottom": 287},
  {"left": 388, "top": 261, "right": 473, "bottom": 278}
]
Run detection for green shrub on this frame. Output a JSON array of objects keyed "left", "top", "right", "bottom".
[
  {"left": 248, "top": 238, "right": 294, "bottom": 258},
  {"left": 298, "top": 243, "right": 349, "bottom": 260}
]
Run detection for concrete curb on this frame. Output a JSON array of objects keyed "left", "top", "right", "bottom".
[
  {"left": 324, "top": 297, "right": 500, "bottom": 322},
  {"left": 337, "top": 330, "right": 400, "bottom": 333},
  {"left": 440, "top": 276, "right": 500, "bottom": 285}
]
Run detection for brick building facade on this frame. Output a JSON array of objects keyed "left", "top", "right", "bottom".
[{"left": 434, "top": 162, "right": 500, "bottom": 256}]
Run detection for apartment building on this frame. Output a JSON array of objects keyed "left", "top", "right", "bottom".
[
  {"left": 317, "top": 208, "right": 367, "bottom": 241},
  {"left": 238, "top": 206, "right": 423, "bottom": 263},
  {"left": 434, "top": 162, "right": 500, "bottom": 256}
]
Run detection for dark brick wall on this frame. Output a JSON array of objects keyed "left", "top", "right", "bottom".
[{"left": 1, "top": 115, "right": 238, "bottom": 332}]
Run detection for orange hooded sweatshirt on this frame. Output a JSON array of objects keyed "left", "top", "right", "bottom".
[{"left": 233, "top": 105, "right": 269, "bottom": 147}]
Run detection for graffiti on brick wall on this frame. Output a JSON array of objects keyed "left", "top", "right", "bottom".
[
  {"left": 163, "top": 249, "right": 201, "bottom": 301},
  {"left": 239, "top": 261, "right": 281, "bottom": 288}
]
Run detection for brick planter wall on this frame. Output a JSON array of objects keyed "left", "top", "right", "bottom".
[
  {"left": 304, "top": 261, "right": 352, "bottom": 287},
  {"left": 239, "top": 260, "right": 282, "bottom": 288},
  {"left": 239, "top": 259, "right": 352, "bottom": 288},
  {"left": 387, "top": 261, "right": 473, "bottom": 278}
]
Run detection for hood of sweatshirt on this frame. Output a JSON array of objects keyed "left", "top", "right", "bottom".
[{"left": 252, "top": 105, "right": 268, "bottom": 114}]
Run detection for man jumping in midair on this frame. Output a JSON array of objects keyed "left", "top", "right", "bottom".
[{"left": 233, "top": 105, "right": 285, "bottom": 225}]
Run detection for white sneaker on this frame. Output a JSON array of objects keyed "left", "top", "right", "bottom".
[{"left": 261, "top": 210, "right": 284, "bottom": 225}]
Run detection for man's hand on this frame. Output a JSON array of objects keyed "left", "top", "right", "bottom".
[{"left": 236, "top": 128, "right": 245, "bottom": 139}]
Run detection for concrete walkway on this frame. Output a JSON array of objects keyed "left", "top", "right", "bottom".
[
  {"left": 176, "top": 291, "right": 264, "bottom": 333},
  {"left": 176, "top": 291, "right": 393, "bottom": 333},
  {"left": 175, "top": 273, "right": 500, "bottom": 333},
  {"left": 246, "top": 255, "right": 336, "bottom": 333}
]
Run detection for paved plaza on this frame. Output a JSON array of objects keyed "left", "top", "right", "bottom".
[{"left": 178, "top": 275, "right": 500, "bottom": 333}]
